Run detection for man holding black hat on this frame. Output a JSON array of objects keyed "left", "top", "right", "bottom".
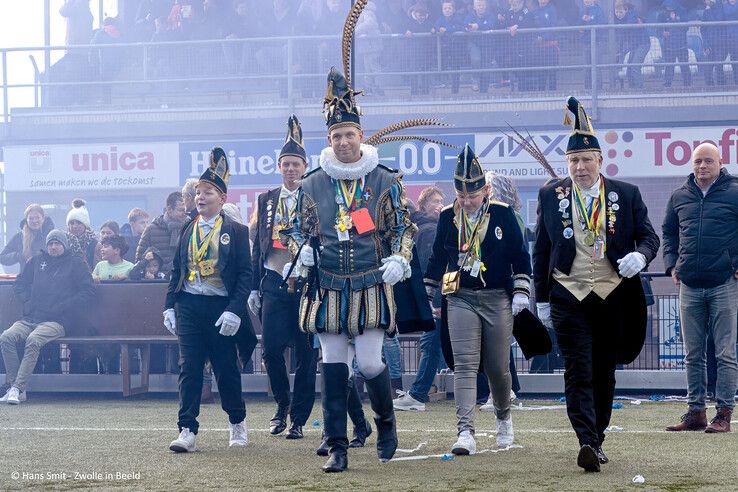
[
  {"left": 423, "top": 145, "right": 532, "bottom": 455},
  {"left": 533, "top": 96, "right": 660, "bottom": 472},
  {"left": 248, "top": 115, "right": 318, "bottom": 440},
  {"left": 1, "top": 230, "right": 94, "bottom": 404},
  {"left": 165, "top": 148, "right": 254, "bottom": 453}
]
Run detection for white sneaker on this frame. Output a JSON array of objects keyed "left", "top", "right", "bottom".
[
  {"left": 169, "top": 428, "right": 197, "bottom": 453},
  {"left": 451, "top": 430, "right": 477, "bottom": 455},
  {"left": 3, "top": 386, "right": 24, "bottom": 405},
  {"left": 479, "top": 396, "right": 495, "bottom": 412},
  {"left": 229, "top": 421, "right": 248, "bottom": 447},
  {"left": 510, "top": 389, "right": 517, "bottom": 402},
  {"left": 496, "top": 416, "right": 514, "bottom": 447},
  {"left": 393, "top": 391, "right": 426, "bottom": 412}
]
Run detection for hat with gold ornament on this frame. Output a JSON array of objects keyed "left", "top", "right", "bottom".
[
  {"left": 563, "top": 96, "right": 600, "bottom": 154},
  {"left": 454, "top": 144, "right": 486, "bottom": 193},
  {"left": 199, "top": 147, "right": 229, "bottom": 194},
  {"left": 279, "top": 114, "right": 307, "bottom": 162}
]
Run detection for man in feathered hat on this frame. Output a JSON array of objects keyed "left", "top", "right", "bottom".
[
  {"left": 533, "top": 97, "right": 660, "bottom": 472},
  {"left": 280, "top": 66, "right": 414, "bottom": 472},
  {"left": 164, "top": 147, "right": 255, "bottom": 453},
  {"left": 247, "top": 116, "right": 322, "bottom": 441}
]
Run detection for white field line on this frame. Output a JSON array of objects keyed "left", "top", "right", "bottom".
[{"left": 0, "top": 426, "right": 683, "bottom": 434}]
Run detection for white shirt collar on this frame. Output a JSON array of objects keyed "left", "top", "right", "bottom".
[
  {"left": 280, "top": 185, "right": 299, "bottom": 198},
  {"left": 580, "top": 176, "right": 601, "bottom": 198},
  {"left": 199, "top": 214, "right": 219, "bottom": 228},
  {"left": 319, "top": 144, "right": 379, "bottom": 181}
]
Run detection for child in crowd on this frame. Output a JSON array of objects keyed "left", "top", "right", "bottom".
[
  {"left": 433, "top": 0, "right": 464, "bottom": 93},
  {"left": 128, "top": 247, "right": 168, "bottom": 281},
  {"left": 92, "top": 234, "right": 133, "bottom": 282}
]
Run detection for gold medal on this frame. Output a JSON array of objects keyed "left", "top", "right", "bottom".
[
  {"left": 584, "top": 231, "right": 595, "bottom": 247},
  {"left": 199, "top": 259, "right": 215, "bottom": 276},
  {"left": 188, "top": 270, "right": 197, "bottom": 282}
]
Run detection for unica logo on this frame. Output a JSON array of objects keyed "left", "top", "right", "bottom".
[{"left": 73, "top": 146, "right": 154, "bottom": 171}]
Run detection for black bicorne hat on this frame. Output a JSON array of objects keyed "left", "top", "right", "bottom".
[
  {"left": 323, "top": 67, "right": 362, "bottom": 133},
  {"left": 454, "top": 144, "right": 486, "bottom": 193},
  {"left": 564, "top": 96, "right": 600, "bottom": 154},
  {"left": 279, "top": 114, "right": 307, "bottom": 162},
  {"left": 199, "top": 147, "right": 230, "bottom": 194}
]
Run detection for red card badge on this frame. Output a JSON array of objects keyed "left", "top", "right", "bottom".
[
  {"left": 272, "top": 239, "right": 287, "bottom": 249},
  {"left": 350, "top": 208, "right": 375, "bottom": 235}
]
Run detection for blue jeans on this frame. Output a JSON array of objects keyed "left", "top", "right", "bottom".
[
  {"left": 409, "top": 320, "right": 444, "bottom": 403},
  {"left": 382, "top": 335, "right": 402, "bottom": 379},
  {"left": 680, "top": 276, "right": 738, "bottom": 411}
]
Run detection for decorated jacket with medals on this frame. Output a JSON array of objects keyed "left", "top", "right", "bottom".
[
  {"left": 532, "top": 175, "right": 660, "bottom": 303},
  {"left": 424, "top": 199, "right": 531, "bottom": 295},
  {"left": 165, "top": 211, "right": 253, "bottom": 318},
  {"left": 282, "top": 144, "right": 415, "bottom": 291},
  {"left": 251, "top": 186, "right": 298, "bottom": 291}
]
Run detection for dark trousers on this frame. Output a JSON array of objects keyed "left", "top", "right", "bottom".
[
  {"left": 550, "top": 281, "right": 618, "bottom": 448},
  {"left": 662, "top": 45, "right": 692, "bottom": 87},
  {"left": 175, "top": 292, "right": 245, "bottom": 434},
  {"left": 261, "top": 270, "right": 317, "bottom": 426}
]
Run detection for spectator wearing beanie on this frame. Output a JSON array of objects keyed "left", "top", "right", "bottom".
[
  {"left": 0, "top": 229, "right": 94, "bottom": 404},
  {"left": 0, "top": 204, "right": 55, "bottom": 274},
  {"left": 66, "top": 199, "right": 98, "bottom": 271}
]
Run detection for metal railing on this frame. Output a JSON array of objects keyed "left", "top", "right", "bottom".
[{"left": 2, "top": 20, "right": 738, "bottom": 122}]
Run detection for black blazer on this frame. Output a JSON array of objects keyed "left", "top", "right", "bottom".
[
  {"left": 533, "top": 176, "right": 660, "bottom": 364},
  {"left": 533, "top": 176, "right": 660, "bottom": 302},
  {"left": 165, "top": 211, "right": 252, "bottom": 318},
  {"left": 250, "top": 187, "right": 281, "bottom": 291}
]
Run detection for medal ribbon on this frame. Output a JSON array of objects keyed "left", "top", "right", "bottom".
[
  {"left": 190, "top": 215, "right": 223, "bottom": 264},
  {"left": 573, "top": 180, "right": 604, "bottom": 236},
  {"left": 335, "top": 178, "right": 365, "bottom": 212},
  {"left": 457, "top": 201, "right": 487, "bottom": 262},
  {"left": 277, "top": 194, "right": 297, "bottom": 224}
]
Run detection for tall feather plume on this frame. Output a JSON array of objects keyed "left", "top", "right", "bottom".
[
  {"left": 342, "top": 0, "right": 369, "bottom": 90},
  {"left": 365, "top": 118, "right": 449, "bottom": 144},
  {"left": 503, "top": 124, "right": 559, "bottom": 179},
  {"left": 368, "top": 135, "right": 460, "bottom": 148}
]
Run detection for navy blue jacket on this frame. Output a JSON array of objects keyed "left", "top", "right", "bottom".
[
  {"left": 724, "top": 2, "right": 738, "bottom": 39},
  {"left": 533, "top": 3, "right": 559, "bottom": 40},
  {"left": 662, "top": 168, "right": 738, "bottom": 289},
  {"left": 701, "top": 3, "right": 726, "bottom": 49},
  {"left": 658, "top": 5, "right": 689, "bottom": 48},
  {"left": 579, "top": 3, "right": 606, "bottom": 43},
  {"left": 615, "top": 10, "right": 650, "bottom": 54}
]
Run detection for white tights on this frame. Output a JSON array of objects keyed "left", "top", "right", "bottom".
[{"left": 318, "top": 329, "right": 386, "bottom": 380}]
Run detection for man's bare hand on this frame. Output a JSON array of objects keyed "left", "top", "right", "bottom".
[{"left": 671, "top": 270, "right": 680, "bottom": 286}]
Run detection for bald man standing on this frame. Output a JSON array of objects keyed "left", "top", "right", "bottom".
[{"left": 663, "top": 143, "right": 738, "bottom": 433}]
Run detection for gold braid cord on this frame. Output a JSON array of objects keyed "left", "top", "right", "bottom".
[
  {"left": 365, "top": 118, "right": 448, "bottom": 144},
  {"left": 504, "top": 125, "right": 560, "bottom": 179},
  {"left": 342, "top": 0, "right": 369, "bottom": 90},
  {"left": 368, "top": 135, "right": 459, "bottom": 149}
]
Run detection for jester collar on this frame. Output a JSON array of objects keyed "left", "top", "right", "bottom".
[{"left": 320, "top": 144, "right": 379, "bottom": 181}]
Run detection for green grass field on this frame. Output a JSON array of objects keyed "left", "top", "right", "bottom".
[{"left": 0, "top": 396, "right": 735, "bottom": 491}]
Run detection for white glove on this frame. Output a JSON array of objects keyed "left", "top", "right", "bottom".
[
  {"left": 163, "top": 308, "right": 176, "bottom": 336},
  {"left": 379, "top": 255, "right": 410, "bottom": 286},
  {"left": 617, "top": 252, "right": 647, "bottom": 278},
  {"left": 299, "top": 244, "right": 315, "bottom": 267},
  {"left": 247, "top": 290, "right": 261, "bottom": 316},
  {"left": 282, "top": 262, "right": 300, "bottom": 280},
  {"left": 215, "top": 311, "right": 241, "bottom": 336},
  {"left": 511, "top": 293, "right": 529, "bottom": 316},
  {"left": 536, "top": 302, "right": 552, "bottom": 329}
]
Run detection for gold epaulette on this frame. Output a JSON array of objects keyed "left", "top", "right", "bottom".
[
  {"left": 489, "top": 200, "right": 509, "bottom": 208},
  {"left": 441, "top": 204, "right": 454, "bottom": 212}
]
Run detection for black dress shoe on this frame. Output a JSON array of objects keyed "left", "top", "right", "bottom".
[
  {"left": 286, "top": 423, "right": 303, "bottom": 440},
  {"left": 316, "top": 435, "right": 330, "bottom": 456},
  {"left": 269, "top": 414, "right": 287, "bottom": 435},
  {"left": 596, "top": 446, "right": 609, "bottom": 464},
  {"left": 349, "top": 420, "right": 372, "bottom": 448},
  {"left": 577, "top": 444, "right": 601, "bottom": 472},
  {"left": 323, "top": 449, "right": 348, "bottom": 473}
]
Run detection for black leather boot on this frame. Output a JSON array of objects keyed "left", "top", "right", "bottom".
[
  {"left": 364, "top": 366, "right": 397, "bottom": 462},
  {"left": 347, "top": 376, "right": 372, "bottom": 448},
  {"left": 316, "top": 431, "right": 329, "bottom": 456},
  {"left": 321, "top": 363, "right": 349, "bottom": 473},
  {"left": 269, "top": 405, "right": 288, "bottom": 435}
]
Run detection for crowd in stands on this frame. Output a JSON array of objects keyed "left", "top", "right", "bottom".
[{"left": 42, "top": 0, "right": 738, "bottom": 105}]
